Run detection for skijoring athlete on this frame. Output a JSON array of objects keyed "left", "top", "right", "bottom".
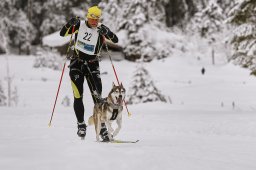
[{"left": 59, "top": 6, "right": 119, "bottom": 141}]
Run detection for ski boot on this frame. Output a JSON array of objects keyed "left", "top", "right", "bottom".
[
  {"left": 100, "top": 123, "right": 110, "bottom": 142},
  {"left": 77, "top": 121, "right": 87, "bottom": 139}
]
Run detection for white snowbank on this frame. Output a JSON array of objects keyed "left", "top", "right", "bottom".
[{"left": 42, "top": 31, "right": 72, "bottom": 47}]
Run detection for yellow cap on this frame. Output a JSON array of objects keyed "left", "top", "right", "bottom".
[{"left": 86, "top": 6, "right": 102, "bottom": 19}]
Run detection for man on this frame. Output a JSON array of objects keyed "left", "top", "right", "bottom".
[{"left": 60, "top": 6, "right": 118, "bottom": 141}]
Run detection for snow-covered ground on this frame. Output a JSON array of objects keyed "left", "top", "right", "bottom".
[{"left": 0, "top": 54, "right": 256, "bottom": 170}]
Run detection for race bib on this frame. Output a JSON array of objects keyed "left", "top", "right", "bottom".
[{"left": 75, "top": 22, "right": 99, "bottom": 55}]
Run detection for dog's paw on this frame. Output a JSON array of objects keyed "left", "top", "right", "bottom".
[{"left": 108, "top": 134, "right": 114, "bottom": 141}]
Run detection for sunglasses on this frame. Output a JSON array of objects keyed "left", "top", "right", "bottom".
[{"left": 89, "top": 14, "right": 100, "bottom": 19}]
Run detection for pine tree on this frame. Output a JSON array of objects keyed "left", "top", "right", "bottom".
[
  {"left": 0, "top": 31, "right": 7, "bottom": 54},
  {"left": 0, "top": 81, "right": 7, "bottom": 106},
  {"left": 62, "top": 96, "right": 70, "bottom": 107},
  {"left": 10, "top": 86, "right": 18, "bottom": 107},
  {"left": 187, "top": 0, "right": 225, "bottom": 38},
  {"left": 218, "top": 0, "right": 236, "bottom": 16},
  {"left": 127, "top": 64, "right": 166, "bottom": 104},
  {"left": 228, "top": 0, "right": 256, "bottom": 75},
  {"left": 99, "top": 0, "right": 122, "bottom": 31},
  {"left": 0, "top": 1, "right": 35, "bottom": 54},
  {"left": 33, "top": 48, "right": 62, "bottom": 70},
  {"left": 101, "top": 0, "right": 169, "bottom": 61},
  {"left": 40, "top": 0, "right": 72, "bottom": 37}
]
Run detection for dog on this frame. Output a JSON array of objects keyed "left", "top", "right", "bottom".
[{"left": 88, "top": 82, "right": 126, "bottom": 142}]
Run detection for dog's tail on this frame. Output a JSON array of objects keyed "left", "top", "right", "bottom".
[{"left": 88, "top": 116, "right": 94, "bottom": 126}]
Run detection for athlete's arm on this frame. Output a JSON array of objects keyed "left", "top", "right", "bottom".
[
  {"left": 99, "top": 24, "right": 118, "bottom": 43},
  {"left": 60, "top": 17, "right": 80, "bottom": 37}
]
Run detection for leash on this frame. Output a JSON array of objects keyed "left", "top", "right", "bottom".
[
  {"left": 82, "top": 60, "right": 103, "bottom": 103},
  {"left": 103, "top": 37, "right": 131, "bottom": 117}
]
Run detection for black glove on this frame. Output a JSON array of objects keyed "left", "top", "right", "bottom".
[
  {"left": 99, "top": 25, "right": 110, "bottom": 36},
  {"left": 67, "top": 17, "right": 79, "bottom": 27}
]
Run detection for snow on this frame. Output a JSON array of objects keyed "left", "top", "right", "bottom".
[
  {"left": 0, "top": 54, "right": 256, "bottom": 170},
  {"left": 42, "top": 31, "right": 71, "bottom": 47}
]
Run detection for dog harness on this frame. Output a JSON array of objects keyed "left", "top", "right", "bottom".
[
  {"left": 108, "top": 103, "right": 123, "bottom": 120},
  {"left": 110, "top": 109, "right": 119, "bottom": 120}
]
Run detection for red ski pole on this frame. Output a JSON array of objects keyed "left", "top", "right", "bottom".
[
  {"left": 103, "top": 37, "right": 131, "bottom": 117},
  {"left": 48, "top": 25, "right": 76, "bottom": 127}
]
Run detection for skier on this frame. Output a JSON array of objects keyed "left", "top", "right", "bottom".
[
  {"left": 60, "top": 6, "right": 119, "bottom": 141},
  {"left": 201, "top": 67, "right": 205, "bottom": 75}
]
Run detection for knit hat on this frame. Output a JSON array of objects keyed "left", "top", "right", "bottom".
[{"left": 86, "top": 6, "right": 102, "bottom": 19}]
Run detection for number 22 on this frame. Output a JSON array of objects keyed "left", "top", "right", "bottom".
[{"left": 83, "top": 32, "right": 92, "bottom": 41}]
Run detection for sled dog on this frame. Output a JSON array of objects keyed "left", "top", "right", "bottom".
[{"left": 88, "top": 83, "right": 126, "bottom": 141}]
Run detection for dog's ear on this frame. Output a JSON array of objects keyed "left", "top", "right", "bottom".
[
  {"left": 120, "top": 82, "right": 123, "bottom": 87},
  {"left": 112, "top": 82, "right": 116, "bottom": 87}
]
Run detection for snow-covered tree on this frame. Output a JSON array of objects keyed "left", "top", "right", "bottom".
[
  {"left": 218, "top": 0, "right": 236, "bottom": 16},
  {"left": 10, "top": 86, "right": 18, "bottom": 107},
  {"left": 121, "top": 0, "right": 168, "bottom": 61},
  {"left": 0, "top": 1, "right": 10, "bottom": 54},
  {"left": 0, "top": 0, "right": 90, "bottom": 48},
  {"left": 187, "top": 0, "right": 225, "bottom": 38},
  {"left": 184, "top": 0, "right": 233, "bottom": 64},
  {"left": 100, "top": 0, "right": 170, "bottom": 61},
  {"left": 99, "top": 0, "right": 122, "bottom": 31},
  {"left": 40, "top": 0, "right": 72, "bottom": 37},
  {"left": 0, "top": 81, "right": 7, "bottom": 106},
  {"left": 228, "top": 0, "right": 256, "bottom": 75},
  {"left": 127, "top": 64, "right": 166, "bottom": 104},
  {"left": 0, "top": 31, "right": 7, "bottom": 54},
  {"left": 62, "top": 96, "right": 71, "bottom": 107},
  {"left": 0, "top": 0, "right": 35, "bottom": 54},
  {"left": 33, "top": 48, "right": 63, "bottom": 70}
]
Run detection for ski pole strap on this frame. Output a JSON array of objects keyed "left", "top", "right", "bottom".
[{"left": 66, "top": 25, "right": 76, "bottom": 58}]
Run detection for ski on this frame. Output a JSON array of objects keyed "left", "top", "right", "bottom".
[
  {"left": 98, "top": 139, "right": 139, "bottom": 143},
  {"left": 110, "top": 139, "right": 139, "bottom": 143}
]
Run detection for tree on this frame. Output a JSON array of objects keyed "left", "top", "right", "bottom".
[
  {"left": 185, "top": 0, "right": 232, "bottom": 64},
  {"left": 0, "top": 81, "right": 7, "bottom": 106},
  {"left": 228, "top": 0, "right": 256, "bottom": 75},
  {"left": 33, "top": 48, "right": 63, "bottom": 70},
  {"left": 165, "top": 0, "right": 197, "bottom": 27},
  {"left": 10, "top": 86, "right": 18, "bottom": 107},
  {"left": 99, "top": 0, "right": 122, "bottom": 31},
  {"left": 0, "top": 31, "right": 7, "bottom": 54},
  {"left": 62, "top": 96, "right": 71, "bottom": 107},
  {"left": 187, "top": 0, "right": 225, "bottom": 38},
  {"left": 101, "top": 0, "right": 171, "bottom": 61},
  {"left": 40, "top": 0, "right": 71, "bottom": 37},
  {"left": 0, "top": 0, "right": 90, "bottom": 47},
  {"left": 0, "top": 1, "right": 35, "bottom": 54},
  {"left": 127, "top": 63, "right": 166, "bottom": 104}
]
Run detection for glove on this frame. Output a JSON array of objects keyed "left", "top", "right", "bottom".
[
  {"left": 99, "top": 25, "right": 109, "bottom": 36},
  {"left": 67, "top": 17, "right": 79, "bottom": 27}
]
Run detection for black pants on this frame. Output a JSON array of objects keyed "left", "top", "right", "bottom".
[{"left": 69, "top": 55, "right": 102, "bottom": 123}]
